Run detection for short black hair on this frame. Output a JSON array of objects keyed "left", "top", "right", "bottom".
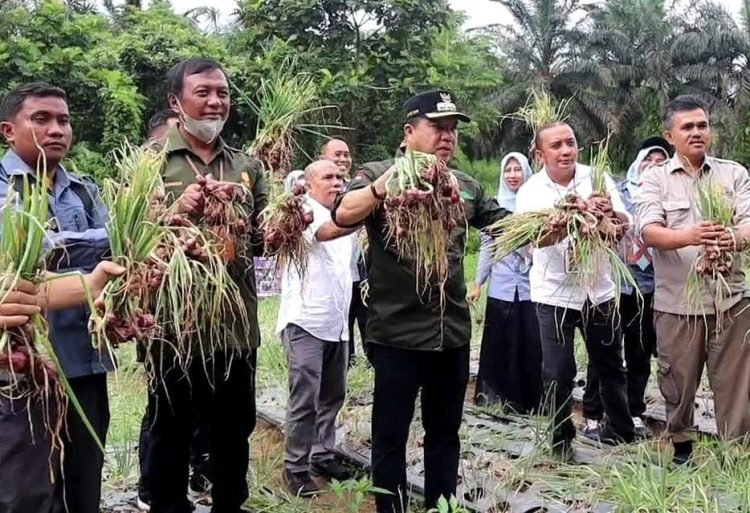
[
  {"left": 167, "top": 58, "right": 227, "bottom": 98},
  {"left": 148, "top": 109, "right": 178, "bottom": 135},
  {"left": 534, "top": 121, "right": 571, "bottom": 151},
  {"left": 663, "top": 95, "right": 709, "bottom": 130},
  {"left": 0, "top": 82, "right": 67, "bottom": 122},
  {"left": 320, "top": 138, "right": 348, "bottom": 153}
]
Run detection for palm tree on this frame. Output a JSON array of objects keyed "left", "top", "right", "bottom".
[
  {"left": 583, "top": 0, "right": 747, "bottom": 159},
  {"left": 475, "top": 0, "right": 610, "bottom": 157},
  {"left": 183, "top": 6, "right": 222, "bottom": 33}
]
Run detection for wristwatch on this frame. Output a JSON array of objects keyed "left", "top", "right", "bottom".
[{"left": 370, "top": 183, "right": 386, "bottom": 201}]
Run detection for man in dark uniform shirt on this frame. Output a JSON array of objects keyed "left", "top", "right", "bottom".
[{"left": 332, "top": 90, "right": 509, "bottom": 513}]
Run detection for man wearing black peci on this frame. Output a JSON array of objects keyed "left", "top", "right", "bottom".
[{"left": 332, "top": 90, "right": 509, "bottom": 513}]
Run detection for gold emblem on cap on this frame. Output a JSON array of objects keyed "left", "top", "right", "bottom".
[{"left": 440, "top": 92, "right": 452, "bottom": 103}]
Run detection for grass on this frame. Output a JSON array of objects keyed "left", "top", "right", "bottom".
[{"left": 104, "top": 345, "right": 146, "bottom": 487}]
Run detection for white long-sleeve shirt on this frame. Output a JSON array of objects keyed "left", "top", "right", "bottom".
[
  {"left": 515, "top": 164, "right": 631, "bottom": 310},
  {"left": 276, "top": 195, "right": 354, "bottom": 341}
]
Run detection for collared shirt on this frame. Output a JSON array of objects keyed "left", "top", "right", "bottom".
[
  {"left": 276, "top": 196, "right": 353, "bottom": 342},
  {"left": 475, "top": 235, "right": 530, "bottom": 301},
  {"left": 617, "top": 179, "right": 655, "bottom": 295},
  {"left": 634, "top": 154, "right": 750, "bottom": 315},
  {"left": 0, "top": 150, "right": 112, "bottom": 378},
  {"left": 515, "top": 164, "right": 631, "bottom": 311},
  {"left": 331, "top": 154, "right": 509, "bottom": 351},
  {"left": 154, "top": 125, "right": 268, "bottom": 349}
]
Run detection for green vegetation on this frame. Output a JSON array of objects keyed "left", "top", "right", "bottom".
[{"left": 4, "top": 0, "right": 750, "bottom": 182}]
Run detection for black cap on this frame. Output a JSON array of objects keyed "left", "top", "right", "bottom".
[
  {"left": 638, "top": 136, "right": 673, "bottom": 157},
  {"left": 403, "top": 90, "right": 471, "bottom": 123}
]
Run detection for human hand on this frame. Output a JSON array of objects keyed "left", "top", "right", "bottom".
[
  {"left": 371, "top": 166, "right": 395, "bottom": 199},
  {"left": 587, "top": 194, "right": 613, "bottom": 215},
  {"left": 466, "top": 283, "right": 482, "bottom": 305},
  {"left": 175, "top": 183, "right": 204, "bottom": 215},
  {"left": 88, "top": 261, "right": 127, "bottom": 301},
  {"left": 684, "top": 221, "right": 726, "bottom": 246},
  {"left": 716, "top": 227, "right": 742, "bottom": 252},
  {"left": 0, "top": 279, "right": 41, "bottom": 329}
]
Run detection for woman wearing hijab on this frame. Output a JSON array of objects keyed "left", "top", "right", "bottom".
[
  {"left": 467, "top": 152, "right": 542, "bottom": 413},
  {"left": 582, "top": 137, "right": 671, "bottom": 441}
]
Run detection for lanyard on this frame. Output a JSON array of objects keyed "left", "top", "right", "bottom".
[{"left": 184, "top": 154, "right": 225, "bottom": 182}]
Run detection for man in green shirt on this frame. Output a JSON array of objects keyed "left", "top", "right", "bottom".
[
  {"left": 332, "top": 91, "right": 509, "bottom": 513},
  {"left": 144, "top": 58, "right": 267, "bottom": 513}
]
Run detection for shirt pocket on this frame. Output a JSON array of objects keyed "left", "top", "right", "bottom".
[{"left": 662, "top": 199, "right": 691, "bottom": 229}]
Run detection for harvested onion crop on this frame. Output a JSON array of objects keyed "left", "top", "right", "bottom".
[
  {"left": 260, "top": 184, "right": 313, "bottom": 275},
  {"left": 383, "top": 151, "right": 465, "bottom": 294},
  {"left": 686, "top": 179, "right": 736, "bottom": 324},
  {"left": 1, "top": 165, "right": 103, "bottom": 456},
  {"left": 92, "top": 145, "right": 248, "bottom": 367}
]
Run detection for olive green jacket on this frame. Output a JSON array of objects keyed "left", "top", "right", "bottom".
[
  {"left": 332, "top": 156, "right": 509, "bottom": 351},
  {"left": 154, "top": 126, "right": 268, "bottom": 350}
]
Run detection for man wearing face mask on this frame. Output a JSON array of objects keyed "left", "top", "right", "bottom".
[
  {"left": 331, "top": 91, "right": 509, "bottom": 513},
  {"left": 145, "top": 58, "right": 268, "bottom": 513}
]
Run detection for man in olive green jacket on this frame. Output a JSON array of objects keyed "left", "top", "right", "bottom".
[
  {"left": 144, "top": 58, "right": 267, "bottom": 513},
  {"left": 332, "top": 91, "right": 509, "bottom": 513}
]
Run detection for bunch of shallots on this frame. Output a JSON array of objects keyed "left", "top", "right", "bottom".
[{"left": 384, "top": 151, "right": 465, "bottom": 293}]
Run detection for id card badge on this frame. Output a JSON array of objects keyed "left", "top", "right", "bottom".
[{"left": 564, "top": 244, "right": 580, "bottom": 275}]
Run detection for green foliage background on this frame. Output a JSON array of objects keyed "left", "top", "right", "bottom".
[{"left": 3, "top": 0, "right": 750, "bottom": 194}]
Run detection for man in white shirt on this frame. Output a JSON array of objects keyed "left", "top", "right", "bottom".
[
  {"left": 276, "top": 159, "right": 355, "bottom": 496},
  {"left": 515, "top": 122, "right": 635, "bottom": 459}
]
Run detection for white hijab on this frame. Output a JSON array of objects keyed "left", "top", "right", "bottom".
[
  {"left": 497, "top": 152, "right": 533, "bottom": 212},
  {"left": 625, "top": 146, "right": 669, "bottom": 197}
]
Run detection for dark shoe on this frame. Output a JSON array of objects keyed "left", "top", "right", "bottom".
[
  {"left": 672, "top": 440, "right": 693, "bottom": 466},
  {"left": 188, "top": 471, "right": 212, "bottom": 506},
  {"left": 310, "top": 459, "right": 351, "bottom": 481},
  {"left": 189, "top": 471, "right": 211, "bottom": 494},
  {"left": 284, "top": 470, "right": 322, "bottom": 497},
  {"left": 600, "top": 426, "right": 635, "bottom": 446}
]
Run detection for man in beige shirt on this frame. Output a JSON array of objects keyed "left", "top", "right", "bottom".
[{"left": 635, "top": 95, "right": 750, "bottom": 465}]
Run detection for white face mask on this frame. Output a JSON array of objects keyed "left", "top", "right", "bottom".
[{"left": 173, "top": 98, "right": 226, "bottom": 144}]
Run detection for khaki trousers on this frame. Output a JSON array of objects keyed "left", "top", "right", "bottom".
[{"left": 655, "top": 298, "right": 750, "bottom": 442}]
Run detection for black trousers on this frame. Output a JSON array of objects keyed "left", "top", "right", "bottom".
[
  {"left": 474, "top": 297, "right": 543, "bottom": 413},
  {"left": 63, "top": 373, "right": 110, "bottom": 513},
  {"left": 370, "top": 343, "right": 469, "bottom": 513},
  {"left": 536, "top": 301, "right": 633, "bottom": 445},
  {"left": 348, "top": 281, "right": 368, "bottom": 360},
  {"left": 146, "top": 350, "right": 257, "bottom": 513},
  {"left": 583, "top": 292, "right": 657, "bottom": 420},
  {"left": 138, "top": 405, "right": 213, "bottom": 499},
  {"left": 0, "top": 393, "right": 62, "bottom": 513}
]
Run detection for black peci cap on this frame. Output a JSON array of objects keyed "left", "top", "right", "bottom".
[
  {"left": 403, "top": 90, "right": 471, "bottom": 123},
  {"left": 638, "top": 136, "right": 673, "bottom": 157}
]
